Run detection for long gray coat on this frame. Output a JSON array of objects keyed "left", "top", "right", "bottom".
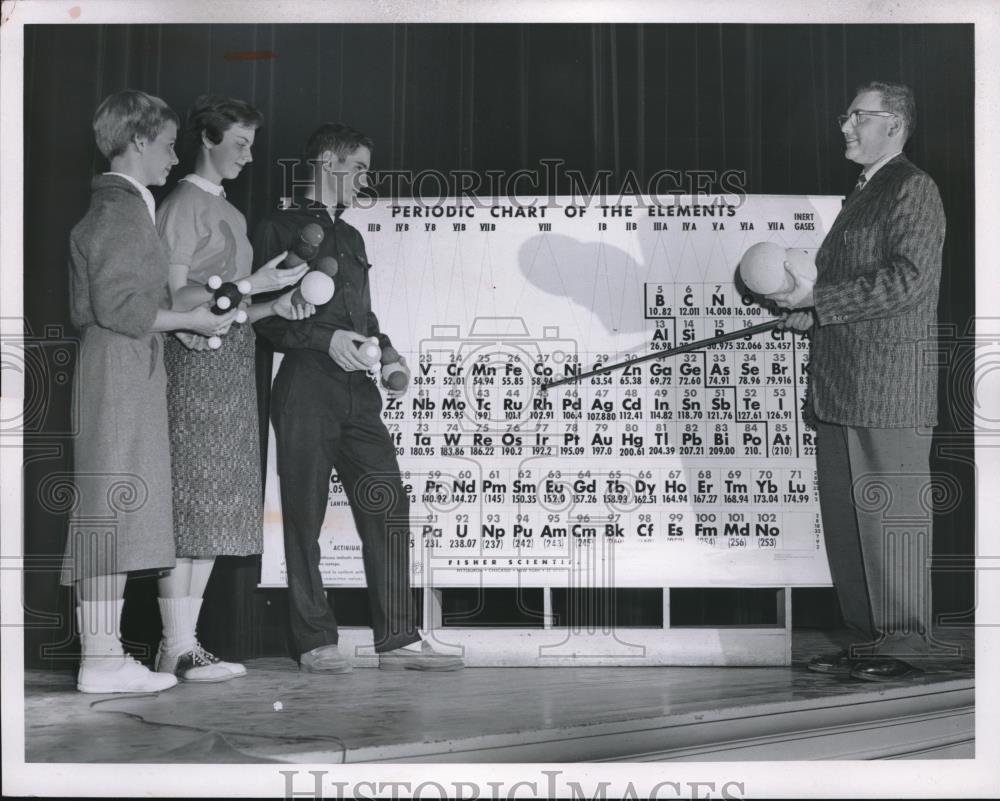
[{"left": 60, "top": 174, "right": 176, "bottom": 584}]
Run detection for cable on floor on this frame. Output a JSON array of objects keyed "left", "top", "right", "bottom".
[{"left": 87, "top": 694, "right": 349, "bottom": 763}]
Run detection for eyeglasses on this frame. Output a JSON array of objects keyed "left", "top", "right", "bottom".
[{"left": 837, "top": 110, "right": 897, "bottom": 128}]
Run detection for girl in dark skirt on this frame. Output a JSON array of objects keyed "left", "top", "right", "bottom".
[{"left": 154, "top": 96, "right": 314, "bottom": 681}]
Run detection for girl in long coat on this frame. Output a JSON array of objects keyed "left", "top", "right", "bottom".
[{"left": 64, "top": 90, "right": 238, "bottom": 693}]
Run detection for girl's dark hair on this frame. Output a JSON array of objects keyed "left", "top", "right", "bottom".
[{"left": 185, "top": 95, "right": 263, "bottom": 153}]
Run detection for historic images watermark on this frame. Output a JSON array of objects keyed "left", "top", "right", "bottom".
[
  {"left": 276, "top": 158, "right": 749, "bottom": 212},
  {"left": 280, "top": 769, "right": 747, "bottom": 800}
]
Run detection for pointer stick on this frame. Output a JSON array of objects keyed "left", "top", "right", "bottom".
[{"left": 541, "top": 319, "right": 784, "bottom": 391}]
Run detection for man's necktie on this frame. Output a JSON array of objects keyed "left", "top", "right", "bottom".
[{"left": 856, "top": 173, "right": 867, "bottom": 192}]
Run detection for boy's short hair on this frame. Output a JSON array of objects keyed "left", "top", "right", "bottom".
[
  {"left": 304, "top": 123, "right": 374, "bottom": 164},
  {"left": 93, "top": 89, "right": 179, "bottom": 160}
]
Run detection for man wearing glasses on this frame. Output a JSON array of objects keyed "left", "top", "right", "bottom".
[{"left": 773, "top": 81, "right": 948, "bottom": 681}]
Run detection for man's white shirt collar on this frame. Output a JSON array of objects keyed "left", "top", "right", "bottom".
[
  {"left": 860, "top": 150, "right": 903, "bottom": 188},
  {"left": 105, "top": 172, "right": 156, "bottom": 224}
]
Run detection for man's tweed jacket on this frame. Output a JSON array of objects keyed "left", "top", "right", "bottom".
[{"left": 810, "top": 153, "right": 945, "bottom": 428}]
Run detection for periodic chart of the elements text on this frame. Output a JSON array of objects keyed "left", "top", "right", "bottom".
[{"left": 261, "top": 194, "right": 843, "bottom": 589}]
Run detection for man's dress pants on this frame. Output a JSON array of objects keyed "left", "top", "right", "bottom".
[{"left": 815, "top": 420, "right": 946, "bottom": 659}]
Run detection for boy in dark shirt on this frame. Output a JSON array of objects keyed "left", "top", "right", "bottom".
[{"left": 253, "top": 123, "right": 463, "bottom": 672}]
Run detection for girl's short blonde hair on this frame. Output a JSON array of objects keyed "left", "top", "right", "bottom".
[{"left": 93, "top": 89, "right": 179, "bottom": 160}]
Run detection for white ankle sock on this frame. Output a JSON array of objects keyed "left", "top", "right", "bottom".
[
  {"left": 78, "top": 599, "right": 125, "bottom": 668},
  {"left": 158, "top": 597, "right": 195, "bottom": 655}
]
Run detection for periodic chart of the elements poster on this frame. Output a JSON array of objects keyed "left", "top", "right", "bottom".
[{"left": 260, "top": 194, "right": 843, "bottom": 589}]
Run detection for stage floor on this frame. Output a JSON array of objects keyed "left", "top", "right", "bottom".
[{"left": 23, "top": 630, "right": 974, "bottom": 763}]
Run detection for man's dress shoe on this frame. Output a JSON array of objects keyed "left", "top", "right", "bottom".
[
  {"left": 806, "top": 651, "right": 855, "bottom": 675},
  {"left": 850, "top": 657, "right": 922, "bottom": 682}
]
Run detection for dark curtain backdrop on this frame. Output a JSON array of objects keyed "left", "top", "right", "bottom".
[{"left": 22, "top": 24, "right": 975, "bottom": 667}]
